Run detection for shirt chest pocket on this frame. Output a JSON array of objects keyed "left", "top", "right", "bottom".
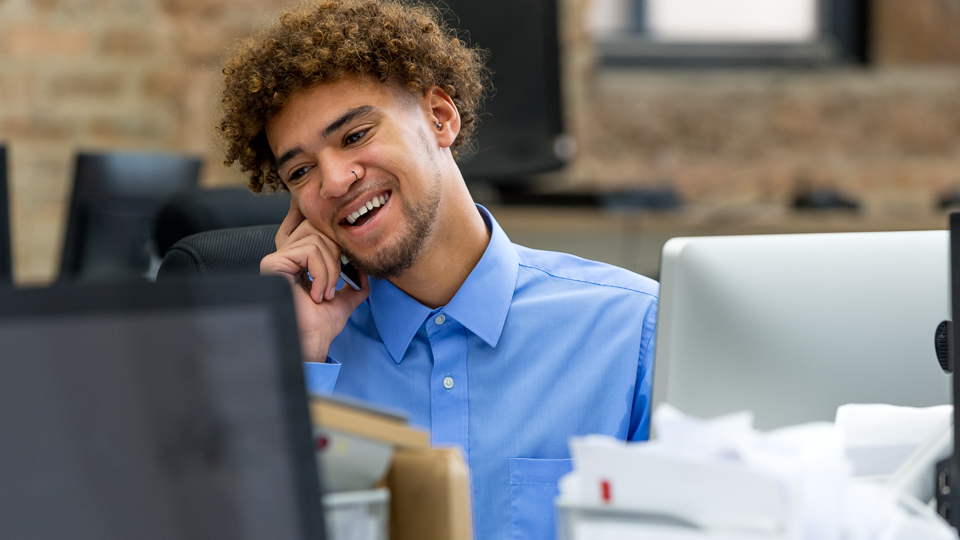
[{"left": 508, "top": 458, "right": 573, "bottom": 540}]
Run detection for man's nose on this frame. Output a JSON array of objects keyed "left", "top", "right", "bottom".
[{"left": 318, "top": 157, "right": 359, "bottom": 199}]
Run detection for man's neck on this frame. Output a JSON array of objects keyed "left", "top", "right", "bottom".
[{"left": 388, "top": 182, "right": 490, "bottom": 309}]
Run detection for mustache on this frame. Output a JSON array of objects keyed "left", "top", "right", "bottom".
[{"left": 331, "top": 180, "right": 393, "bottom": 223}]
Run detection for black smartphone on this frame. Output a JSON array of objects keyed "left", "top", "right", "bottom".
[{"left": 339, "top": 254, "right": 362, "bottom": 291}]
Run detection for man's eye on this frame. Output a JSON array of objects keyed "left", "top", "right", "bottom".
[
  {"left": 288, "top": 166, "right": 311, "bottom": 183},
  {"left": 345, "top": 129, "right": 367, "bottom": 146}
]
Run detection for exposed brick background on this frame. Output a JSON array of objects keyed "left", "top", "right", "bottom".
[
  {"left": 1, "top": 0, "right": 960, "bottom": 283},
  {"left": 872, "top": 0, "right": 960, "bottom": 64},
  {"left": 554, "top": 0, "right": 960, "bottom": 218},
  {"left": 562, "top": 69, "right": 960, "bottom": 214},
  {"left": 0, "top": 0, "right": 289, "bottom": 283}
]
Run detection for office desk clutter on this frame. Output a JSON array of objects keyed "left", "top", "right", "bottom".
[
  {"left": 557, "top": 404, "right": 956, "bottom": 540},
  {"left": 310, "top": 395, "right": 473, "bottom": 540},
  {"left": 836, "top": 403, "right": 953, "bottom": 478}
]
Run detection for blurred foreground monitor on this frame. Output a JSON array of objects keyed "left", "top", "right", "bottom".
[{"left": 0, "top": 275, "right": 324, "bottom": 540}]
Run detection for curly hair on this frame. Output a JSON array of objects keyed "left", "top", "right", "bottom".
[{"left": 218, "top": 0, "right": 490, "bottom": 192}]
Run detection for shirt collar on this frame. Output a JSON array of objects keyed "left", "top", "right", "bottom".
[{"left": 368, "top": 204, "right": 520, "bottom": 363}]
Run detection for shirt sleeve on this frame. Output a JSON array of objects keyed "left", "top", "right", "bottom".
[
  {"left": 302, "top": 358, "right": 342, "bottom": 397},
  {"left": 628, "top": 297, "right": 658, "bottom": 441}
]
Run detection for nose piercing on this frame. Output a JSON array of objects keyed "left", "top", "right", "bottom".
[{"left": 351, "top": 171, "right": 358, "bottom": 182}]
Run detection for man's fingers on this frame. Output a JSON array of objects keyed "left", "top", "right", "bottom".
[
  {"left": 276, "top": 197, "right": 306, "bottom": 248},
  {"left": 286, "top": 219, "right": 327, "bottom": 249},
  {"left": 283, "top": 235, "right": 341, "bottom": 302},
  {"left": 262, "top": 239, "right": 341, "bottom": 305},
  {"left": 261, "top": 250, "right": 309, "bottom": 279},
  {"left": 326, "top": 271, "right": 371, "bottom": 315},
  {"left": 269, "top": 200, "right": 343, "bottom": 303},
  {"left": 316, "top": 234, "right": 343, "bottom": 300}
]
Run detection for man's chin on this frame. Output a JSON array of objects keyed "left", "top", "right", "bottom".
[
  {"left": 341, "top": 191, "right": 436, "bottom": 281},
  {"left": 343, "top": 238, "right": 422, "bottom": 281},
  {"left": 345, "top": 252, "right": 417, "bottom": 281}
]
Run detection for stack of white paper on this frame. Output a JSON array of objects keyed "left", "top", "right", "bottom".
[
  {"left": 558, "top": 404, "right": 957, "bottom": 540},
  {"left": 836, "top": 403, "right": 953, "bottom": 477}
]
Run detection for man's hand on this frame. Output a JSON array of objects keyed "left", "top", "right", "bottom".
[{"left": 260, "top": 199, "right": 370, "bottom": 362}]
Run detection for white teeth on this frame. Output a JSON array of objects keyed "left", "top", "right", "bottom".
[{"left": 345, "top": 193, "right": 389, "bottom": 225}]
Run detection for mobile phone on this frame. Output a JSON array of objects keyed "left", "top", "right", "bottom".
[
  {"left": 339, "top": 254, "right": 362, "bottom": 291},
  {"left": 304, "top": 255, "right": 362, "bottom": 291}
]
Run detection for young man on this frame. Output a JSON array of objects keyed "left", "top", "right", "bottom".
[{"left": 219, "top": 1, "right": 658, "bottom": 538}]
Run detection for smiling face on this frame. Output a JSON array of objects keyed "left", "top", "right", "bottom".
[{"left": 265, "top": 76, "right": 447, "bottom": 279}]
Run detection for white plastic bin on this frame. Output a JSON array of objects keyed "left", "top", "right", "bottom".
[{"left": 323, "top": 488, "right": 390, "bottom": 540}]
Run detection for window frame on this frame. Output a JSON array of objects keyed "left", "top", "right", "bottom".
[{"left": 596, "top": 0, "right": 870, "bottom": 68}]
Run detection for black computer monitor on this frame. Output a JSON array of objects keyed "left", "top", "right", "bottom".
[
  {"left": 0, "top": 275, "right": 324, "bottom": 540},
  {"left": 428, "top": 0, "right": 565, "bottom": 183},
  {"left": 60, "top": 151, "right": 201, "bottom": 282},
  {"left": 0, "top": 145, "right": 11, "bottom": 284}
]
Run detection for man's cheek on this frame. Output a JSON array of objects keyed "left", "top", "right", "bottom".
[{"left": 297, "top": 202, "right": 331, "bottom": 233}]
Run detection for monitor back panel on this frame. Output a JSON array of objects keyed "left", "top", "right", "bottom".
[
  {"left": 654, "top": 230, "right": 951, "bottom": 430},
  {"left": 0, "top": 276, "right": 323, "bottom": 540}
]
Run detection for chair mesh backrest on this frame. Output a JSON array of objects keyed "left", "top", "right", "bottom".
[
  {"left": 156, "top": 224, "right": 280, "bottom": 279},
  {"left": 153, "top": 188, "right": 290, "bottom": 257}
]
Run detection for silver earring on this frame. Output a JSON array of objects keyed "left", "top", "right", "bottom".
[
  {"left": 352, "top": 171, "right": 359, "bottom": 182},
  {"left": 435, "top": 122, "right": 442, "bottom": 130}
]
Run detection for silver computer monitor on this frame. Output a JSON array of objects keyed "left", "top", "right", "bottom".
[{"left": 653, "top": 230, "right": 951, "bottom": 431}]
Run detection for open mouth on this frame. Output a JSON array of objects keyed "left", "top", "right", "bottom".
[{"left": 341, "top": 192, "right": 390, "bottom": 227}]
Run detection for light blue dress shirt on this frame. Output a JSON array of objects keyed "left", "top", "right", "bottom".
[{"left": 304, "top": 205, "right": 659, "bottom": 540}]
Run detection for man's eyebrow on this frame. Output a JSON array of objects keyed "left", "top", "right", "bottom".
[
  {"left": 275, "top": 145, "right": 304, "bottom": 173},
  {"left": 322, "top": 105, "right": 377, "bottom": 139},
  {"left": 274, "top": 105, "right": 379, "bottom": 173}
]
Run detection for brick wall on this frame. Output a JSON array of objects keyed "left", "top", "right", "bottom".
[
  {"left": 554, "top": 0, "right": 960, "bottom": 216},
  {"left": 0, "top": 0, "right": 287, "bottom": 283},
  {"left": 1, "top": 0, "right": 959, "bottom": 283}
]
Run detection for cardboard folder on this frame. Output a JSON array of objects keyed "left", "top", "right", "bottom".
[{"left": 310, "top": 397, "right": 474, "bottom": 540}]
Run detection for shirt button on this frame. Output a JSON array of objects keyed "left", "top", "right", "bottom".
[
  {"left": 443, "top": 376, "right": 454, "bottom": 389},
  {"left": 435, "top": 314, "right": 446, "bottom": 325}
]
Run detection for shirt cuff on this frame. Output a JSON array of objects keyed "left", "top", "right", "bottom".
[{"left": 302, "top": 358, "right": 341, "bottom": 397}]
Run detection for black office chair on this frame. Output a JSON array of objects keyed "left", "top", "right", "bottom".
[
  {"left": 59, "top": 151, "right": 201, "bottom": 282},
  {"left": 156, "top": 224, "right": 280, "bottom": 279},
  {"left": 0, "top": 145, "right": 12, "bottom": 285},
  {"left": 153, "top": 187, "right": 290, "bottom": 258}
]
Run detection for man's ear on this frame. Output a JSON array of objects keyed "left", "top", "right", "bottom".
[{"left": 425, "top": 86, "right": 460, "bottom": 148}]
